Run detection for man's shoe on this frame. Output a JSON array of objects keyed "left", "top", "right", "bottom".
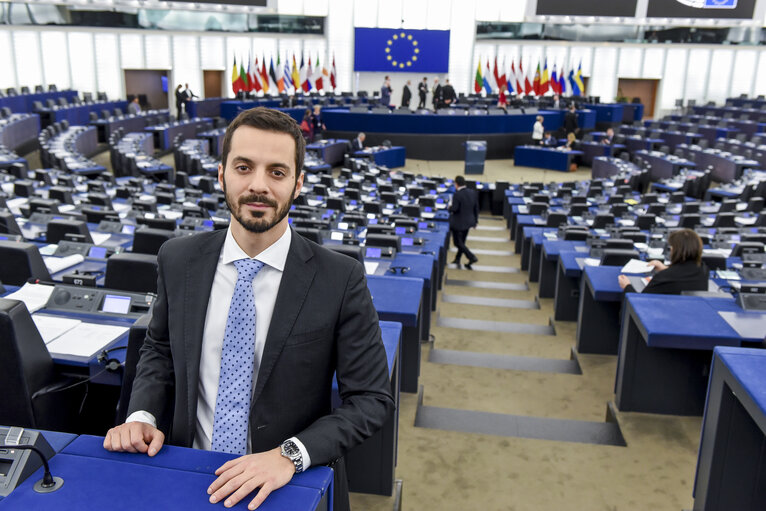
[
  {"left": 465, "top": 258, "right": 478, "bottom": 270},
  {"left": 450, "top": 257, "right": 460, "bottom": 265}
]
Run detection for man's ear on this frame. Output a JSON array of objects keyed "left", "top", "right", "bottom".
[
  {"left": 217, "top": 163, "right": 224, "bottom": 189},
  {"left": 294, "top": 171, "right": 304, "bottom": 199}
]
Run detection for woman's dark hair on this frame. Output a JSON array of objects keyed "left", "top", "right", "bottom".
[
  {"left": 220, "top": 107, "right": 305, "bottom": 184},
  {"left": 669, "top": 228, "right": 703, "bottom": 266},
  {"left": 302, "top": 108, "right": 311, "bottom": 121}
]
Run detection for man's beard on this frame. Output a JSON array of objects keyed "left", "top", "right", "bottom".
[{"left": 222, "top": 176, "right": 297, "bottom": 234}]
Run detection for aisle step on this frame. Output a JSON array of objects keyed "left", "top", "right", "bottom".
[
  {"left": 466, "top": 236, "right": 511, "bottom": 243},
  {"left": 448, "top": 247, "right": 514, "bottom": 256},
  {"left": 448, "top": 264, "right": 519, "bottom": 273},
  {"left": 475, "top": 225, "right": 506, "bottom": 231},
  {"left": 428, "top": 348, "right": 581, "bottom": 375},
  {"left": 444, "top": 278, "right": 528, "bottom": 291},
  {"left": 441, "top": 293, "right": 539, "bottom": 309},
  {"left": 436, "top": 316, "right": 555, "bottom": 336}
]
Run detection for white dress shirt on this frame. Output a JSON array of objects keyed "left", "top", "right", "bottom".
[{"left": 127, "top": 225, "right": 311, "bottom": 468}]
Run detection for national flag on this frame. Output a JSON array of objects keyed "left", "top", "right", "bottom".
[
  {"left": 239, "top": 58, "right": 249, "bottom": 94},
  {"left": 532, "top": 62, "right": 541, "bottom": 96},
  {"left": 474, "top": 61, "right": 483, "bottom": 94},
  {"left": 298, "top": 55, "right": 306, "bottom": 93},
  {"left": 485, "top": 59, "right": 496, "bottom": 92},
  {"left": 523, "top": 60, "right": 533, "bottom": 95},
  {"left": 330, "top": 54, "right": 337, "bottom": 90},
  {"left": 276, "top": 55, "right": 285, "bottom": 93},
  {"left": 482, "top": 59, "right": 492, "bottom": 94},
  {"left": 246, "top": 54, "right": 253, "bottom": 92},
  {"left": 551, "top": 64, "right": 559, "bottom": 95},
  {"left": 512, "top": 61, "right": 522, "bottom": 95},
  {"left": 541, "top": 59, "right": 550, "bottom": 95},
  {"left": 575, "top": 61, "right": 585, "bottom": 96},
  {"left": 558, "top": 66, "right": 567, "bottom": 95},
  {"left": 568, "top": 68, "right": 580, "bottom": 96},
  {"left": 282, "top": 57, "right": 293, "bottom": 93},
  {"left": 231, "top": 57, "right": 239, "bottom": 94},
  {"left": 314, "top": 55, "right": 324, "bottom": 91},
  {"left": 252, "top": 56, "right": 262, "bottom": 93},
  {"left": 269, "top": 57, "right": 278, "bottom": 93},
  {"left": 492, "top": 55, "right": 503, "bottom": 91},
  {"left": 260, "top": 56, "right": 269, "bottom": 94},
  {"left": 302, "top": 56, "right": 313, "bottom": 92},
  {"left": 498, "top": 55, "right": 508, "bottom": 92},
  {"left": 292, "top": 54, "right": 301, "bottom": 90}
]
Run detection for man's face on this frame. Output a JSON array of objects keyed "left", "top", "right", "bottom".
[{"left": 218, "top": 126, "right": 303, "bottom": 234}]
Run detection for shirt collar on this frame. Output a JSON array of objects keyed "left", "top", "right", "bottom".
[{"left": 222, "top": 224, "right": 292, "bottom": 272}]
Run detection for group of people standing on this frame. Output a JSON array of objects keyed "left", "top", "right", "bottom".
[
  {"left": 174, "top": 83, "right": 198, "bottom": 116},
  {"left": 380, "top": 76, "right": 457, "bottom": 111},
  {"left": 299, "top": 104, "right": 326, "bottom": 142}
]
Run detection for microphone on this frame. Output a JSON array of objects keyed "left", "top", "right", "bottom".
[{"left": 0, "top": 444, "right": 64, "bottom": 493}]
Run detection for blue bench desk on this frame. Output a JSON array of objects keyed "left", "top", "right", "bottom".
[
  {"left": 579, "top": 141, "right": 625, "bottom": 166},
  {"left": 366, "top": 275, "right": 423, "bottom": 394},
  {"left": 539, "top": 240, "right": 587, "bottom": 299},
  {"left": 306, "top": 139, "right": 348, "bottom": 167},
  {"left": 513, "top": 214, "right": 547, "bottom": 253},
  {"left": 522, "top": 226, "right": 557, "bottom": 275},
  {"left": 615, "top": 294, "right": 766, "bottom": 416},
  {"left": 513, "top": 146, "right": 583, "bottom": 172},
  {"left": 554, "top": 250, "right": 588, "bottom": 321},
  {"left": 693, "top": 347, "right": 766, "bottom": 511},
  {"left": 338, "top": 321, "right": 401, "bottom": 496},
  {"left": 0, "top": 434, "right": 332, "bottom": 510},
  {"left": 353, "top": 146, "right": 406, "bottom": 168},
  {"left": 576, "top": 266, "right": 643, "bottom": 355}
]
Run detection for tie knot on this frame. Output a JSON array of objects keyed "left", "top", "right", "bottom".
[{"left": 233, "top": 258, "right": 264, "bottom": 281}]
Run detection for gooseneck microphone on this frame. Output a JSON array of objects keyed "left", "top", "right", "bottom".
[{"left": 0, "top": 444, "right": 64, "bottom": 493}]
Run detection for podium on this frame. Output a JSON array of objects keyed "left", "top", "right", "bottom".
[{"left": 464, "top": 140, "right": 486, "bottom": 175}]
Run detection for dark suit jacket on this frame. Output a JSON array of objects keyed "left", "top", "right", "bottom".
[
  {"left": 624, "top": 261, "right": 709, "bottom": 295},
  {"left": 449, "top": 187, "right": 479, "bottom": 231},
  {"left": 401, "top": 85, "right": 411, "bottom": 107},
  {"left": 418, "top": 82, "right": 427, "bottom": 98},
  {"left": 442, "top": 85, "right": 456, "bottom": 104},
  {"left": 351, "top": 138, "right": 363, "bottom": 151},
  {"left": 128, "top": 228, "right": 394, "bottom": 467},
  {"left": 563, "top": 111, "right": 578, "bottom": 134}
]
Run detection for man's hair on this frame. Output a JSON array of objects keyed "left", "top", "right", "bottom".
[
  {"left": 220, "top": 107, "right": 305, "bottom": 183},
  {"left": 455, "top": 175, "right": 465, "bottom": 187},
  {"left": 669, "top": 228, "right": 703, "bottom": 266}
]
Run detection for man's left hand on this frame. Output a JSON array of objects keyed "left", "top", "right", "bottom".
[{"left": 208, "top": 447, "right": 295, "bottom": 509}]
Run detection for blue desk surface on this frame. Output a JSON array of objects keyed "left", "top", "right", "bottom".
[
  {"left": 585, "top": 265, "right": 645, "bottom": 302},
  {"left": 558, "top": 250, "right": 585, "bottom": 278},
  {"left": 626, "top": 294, "right": 762, "bottom": 350},
  {"left": 366, "top": 275, "right": 422, "bottom": 327},
  {"left": 713, "top": 347, "right": 766, "bottom": 418},
  {"left": 542, "top": 240, "right": 587, "bottom": 260},
  {"left": 514, "top": 146, "right": 583, "bottom": 172},
  {"left": 0, "top": 435, "right": 332, "bottom": 510}
]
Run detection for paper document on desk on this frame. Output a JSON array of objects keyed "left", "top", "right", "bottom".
[
  {"left": 621, "top": 259, "right": 654, "bottom": 274},
  {"left": 32, "top": 314, "right": 82, "bottom": 344},
  {"left": 364, "top": 262, "right": 379, "bottom": 275},
  {"left": 6, "top": 197, "right": 27, "bottom": 216},
  {"left": 46, "top": 322, "right": 129, "bottom": 358},
  {"left": 90, "top": 232, "right": 111, "bottom": 246},
  {"left": 43, "top": 254, "right": 85, "bottom": 274},
  {"left": 583, "top": 257, "right": 601, "bottom": 267},
  {"left": 735, "top": 216, "right": 756, "bottom": 226},
  {"left": 5, "top": 283, "right": 55, "bottom": 313}
]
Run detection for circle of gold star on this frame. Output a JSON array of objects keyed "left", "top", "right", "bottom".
[{"left": 386, "top": 32, "right": 419, "bottom": 69}]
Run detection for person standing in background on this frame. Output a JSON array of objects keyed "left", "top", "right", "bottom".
[
  {"left": 432, "top": 77, "right": 442, "bottom": 111},
  {"left": 564, "top": 103, "right": 579, "bottom": 138},
  {"left": 380, "top": 76, "right": 392, "bottom": 107},
  {"left": 175, "top": 84, "right": 186, "bottom": 116},
  {"left": 127, "top": 96, "right": 141, "bottom": 115},
  {"left": 401, "top": 80, "right": 412, "bottom": 108},
  {"left": 449, "top": 175, "right": 479, "bottom": 270},
  {"left": 442, "top": 79, "right": 456, "bottom": 107},
  {"left": 532, "top": 115, "right": 544, "bottom": 145},
  {"left": 417, "top": 77, "right": 428, "bottom": 109}
]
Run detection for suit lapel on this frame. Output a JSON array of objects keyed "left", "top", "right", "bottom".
[
  {"left": 252, "top": 230, "right": 316, "bottom": 407},
  {"left": 183, "top": 229, "right": 226, "bottom": 441}
]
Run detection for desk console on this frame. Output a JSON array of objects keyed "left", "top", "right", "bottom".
[{"left": 45, "top": 283, "right": 155, "bottom": 319}]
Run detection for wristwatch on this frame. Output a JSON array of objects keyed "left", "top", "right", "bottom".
[{"left": 280, "top": 439, "right": 304, "bottom": 473}]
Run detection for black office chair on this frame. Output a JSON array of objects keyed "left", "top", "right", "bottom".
[
  {"left": 327, "top": 244, "right": 364, "bottom": 264},
  {"left": 115, "top": 313, "right": 151, "bottom": 424},
  {"left": 592, "top": 214, "right": 615, "bottom": 229},
  {"left": 366, "top": 224, "right": 395, "bottom": 235},
  {"left": 0, "top": 241, "right": 52, "bottom": 285},
  {"left": 621, "top": 232, "right": 648, "bottom": 244},
  {"left": 132, "top": 227, "right": 176, "bottom": 255},
  {"left": 105, "top": 253, "right": 158, "bottom": 294},
  {"left": 563, "top": 229, "right": 589, "bottom": 241},
  {"left": 711, "top": 213, "right": 737, "bottom": 228},
  {"left": 294, "top": 227, "right": 323, "bottom": 244},
  {"left": 365, "top": 233, "right": 401, "bottom": 253},
  {"left": 546, "top": 213, "right": 568, "bottom": 227},
  {"left": 730, "top": 242, "right": 765, "bottom": 259},
  {"left": 605, "top": 239, "right": 636, "bottom": 251},
  {"left": 600, "top": 248, "right": 639, "bottom": 266},
  {"left": 0, "top": 298, "right": 87, "bottom": 432},
  {"left": 678, "top": 214, "right": 701, "bottom": 229},
  {"left": 527, "top": 202, "right": 548, "bottom": 215},
  {"left": 326, "top": 197, "right": 346, "bottom": 212},
  {"left": 45, "top": 219, "right": 94, "bottom": 244},
  {"left": 0, "top": 211, "right": 22, "bottom": 235}
]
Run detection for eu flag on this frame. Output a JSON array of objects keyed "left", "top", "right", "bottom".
[{"left": 354, "top": 28, "right": 450, "bottom": 73}]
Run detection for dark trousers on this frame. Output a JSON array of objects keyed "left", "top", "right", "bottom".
[
  {"left": 418, "top": 93, "right": 426, "bottom": 109},
  {"left": 451, "top": 229, "right": 476, "bottom": 263}
]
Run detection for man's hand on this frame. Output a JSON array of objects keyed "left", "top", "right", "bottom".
[
  {"left": 207, "top": 447, "right": 295, "bottom": 510},
  {"left": 103, "top": 422, "right": 165, "bottom": 456},
  {"left": 618, "top": 274, "right": 631, "bottom": 290}
]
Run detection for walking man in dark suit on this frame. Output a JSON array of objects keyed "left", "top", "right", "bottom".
[
  {"left": 417, "top": 76, "right": 428, "bottom": 109},
  {"left": 104, "top": 107, "right": 393, "bottom": 511},
  {"left": 563, "top": 103, "right": 579, "bottom": 137},
  {"left": 449, "top": 175, "right": 479, "bottom": 269},
  {"left": 401, "top": 80, "right": 412, "bottom": 108}
]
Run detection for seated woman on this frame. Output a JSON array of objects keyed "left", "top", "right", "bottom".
[
  {"left": 618, "top": 228, "right": 709, "bottom": 294},
  {"left": 560, "top": 132, "right": 578, "bottom": 151}
]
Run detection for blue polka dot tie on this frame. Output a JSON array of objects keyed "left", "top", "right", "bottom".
[{"left": 211, "top": 258, "right": 264, "bottom": 455}]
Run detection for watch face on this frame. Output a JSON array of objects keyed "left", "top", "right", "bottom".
[{"left": 283, "top": 441, "right": 300, "bottom": 457}]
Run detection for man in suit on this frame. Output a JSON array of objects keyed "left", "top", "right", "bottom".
[
  {"left": 104, "top": 107, "right": 393, "bottom": 511},
  {"left": 602, "top": 127, "right": 615, "bottom": 145},
  {"left": 432, "top": 77, "right": 443, "bottom": 111},
  {"left": 541, "top": 132, "right": 556, "bottom": 146},
  {"left": 184, "top": 82, "right": 198, "bottom": 102},
  {"left": 351, "top": 132, "right": 365, "bottom": 151},
  {"left": 401, "top": 80, "right": 412, "bottom": 108},
  {"left": 380, "top": 76, "right": 392, "bottom": 107},
  {"left": 127, "top": 96, "right": 141, "bottom": 115},
  {"left": 551, "top": 94, "right": 561, "bottom": 109},
  {"left": 417, "top": 76, "right": 428, "bottom": 109},
  {"left": 442, "top": 79, "right": 456, "bottom": 107},
  {"left": 563, "top": 103, "right": 579, "bottom": 137},
  {"left": 449, "top": 175, "right": 479, "bottom": 269}
]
